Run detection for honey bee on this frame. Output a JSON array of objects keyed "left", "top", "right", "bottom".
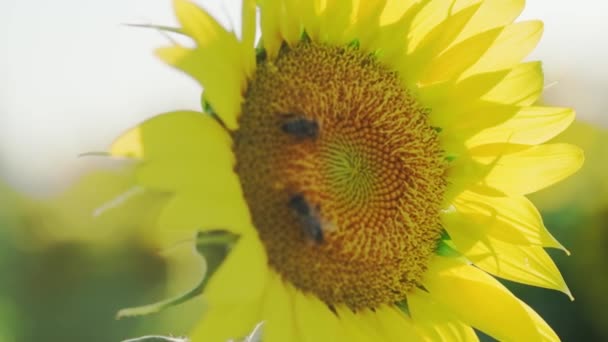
[
  {"left": 288, "top": 194, "right": 324, "bottom": 243},
  {"left": 281, "top": 114, "right": 319, "bottom": 140}
]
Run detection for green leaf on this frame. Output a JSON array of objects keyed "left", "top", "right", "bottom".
[
  {"left": 194, "top": 229, "right": 240, "bottom": 291},
  {"left": 116, "top": 230, "right": 239, "bottom": 319}
]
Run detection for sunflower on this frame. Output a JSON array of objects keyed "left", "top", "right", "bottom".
[{"left": 110, "top": 0, "right": 583, "bottom": 340}]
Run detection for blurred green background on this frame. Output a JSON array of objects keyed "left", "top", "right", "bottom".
[
  {"left": 0, "top": 168, "right": 207, "bottom": 341},
  {"left": 0, "top": 120, "right": 606, "bottom": 341}
]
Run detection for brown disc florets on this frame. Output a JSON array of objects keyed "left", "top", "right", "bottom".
[{"left": 233, "top": 42, "right": 447, "bottom": 309}]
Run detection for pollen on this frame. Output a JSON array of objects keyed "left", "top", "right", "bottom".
[{"left": 233, "top": 42, "right": 447, "bottom": 309}]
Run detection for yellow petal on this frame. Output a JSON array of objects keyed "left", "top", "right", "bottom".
[
  {"left": 156, "top": 46, "right": 244, "bottom": 129},
  {"left": 189, "top": 302, "right": 262, "bottom": 342},
  {"left": 241, "top": 0, "right": 257, "bottom": 76},
  {"left": 346, "top": 0, "right": 386, "bottom": 49},
  {"left": 258, "top": 0, "right": 283, "bottom": 57},
  {"left": 337, "top": 306, "right": 387, "bottom": 342},
  {"left": 294, "top": 292, "right": 344, "bottom": 342},
  {"left": 157, "top": 193, "right": 252, "bottom": 235},
  {"left": 482, "top": 61, "right": 544, "bottom": 106},
  {"left": 381, "top": 0, "right": 420, "bottom": 26},
  {"left": 406, "top": 0, "right": 453, "bottom": 53},
  {"left": 409, "top": 289, "right": 479, "bottom": 342},
  {"left": 172, "top": 0, "right": 249, "bottom": 91},
  {"left": 373, "top": 306, "right": 424, "bottom": 342},
  {"left": 431, "top": 96, "right": 519, "bottom": 131},
  {"left": 135, "top": 156, "right": 243, "bottom": 198},
  {"left": 319, "top": 0, "right": 355, "bottom": 45},
  {"left": 262, "top": 273, "right": 299, "bottom": 342},
  {"left": 109, "top": 111, "right": 230, "bottom": 161},
  {"left": 354, "top": 306, "right": 425, "bottom": 342},
  {"left": 423, "top": 256, "right": 548, "bottom": 341},
  {"left": 452, "top": 0, "right": 482, "bottom": 12},
  {"left": 419, "top": 61, "right": 537, "bottom": 109},
  {"left": 454, "top": 0, "right": 525, "bottom": 44},
  {"left": 352, "top": 0, "right": 386, "bottom": 23},
  {"left": 259, "top": 0, "right": 302, "bottom": 55},
  {"left": 173, "top": 0, "right": 234, "bottom": 46},
  {"left": 417, "top": 26, "right": 502, "bottom": 85},
  {"left": 419, "top": 62, "right": 541, "bottom": 133},
  {"left": 462, "top": 20, "right": 543, "bottom": 79},
  {"left": 448, "top": 190, "right": 565, "bottom": 249},
  {"left": 471, "top": 143, "right": 584, "bottom": 195},
  {"left": 464, "top": 237, "right": 572, "bottom": 298},
  {"left": 110, "top": 111, "right": 237, "bottom": 193},
  {"left": 443, "top": 202, "right": 569, "bottom": 295},
  {"left": 279, "top": 0, "right": 302, "bottom": 46},
  {"left": 430, "top": 102, "right": 520, "bottom": 158},
  {"left": 204, "top": 234, "right": 269, "bottom": 303},
  {"left": 403, "top": 2, "right": 482, "bottom": 82},
  {"left": 467, "top": 106, "right": 575, "bottom": 147},
  {"left": 156, "top": 45, "right": 243, "bottom": 129},
  {"left": 297, "top": 0, "right": 324, "bottom": 42},
  {"left": 418, "top": 1, "right": 482, "bottom": 55},
  {"left": 373, "top": 1, "right": 425, "bottom": 69}
]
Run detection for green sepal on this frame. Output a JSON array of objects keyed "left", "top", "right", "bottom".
[
  {"left": 395, "top": 298, "right": 410, "bottom": 316},
  {"left": 201, "top": 97, "right": 227, "bottom": 129},
  {"left": 347, "top": 39, "right": 360, "bottom": 49},
  {"left": 116, "top": 230, "right": 239, "bottom": 319},
  {"left": 201, "top": 98, "right": 216, "bottom": 116},
  {"left": 300, "top": 30, "right": 311, "bottom": 43},
  {"left": 123, "top": 23, "right": 187, "bottom": 36},
  {"left": 372, "top": 49, "right": 384, "bottom": 59},
  {"left": 436, "top": 238, "right": 462, "bottom": 258},
  {"left": 445, "top": 153, "right": 458, "bottom": 162},
  {"left": 256, "top": 46, "right": 268, "bottom": 63}
]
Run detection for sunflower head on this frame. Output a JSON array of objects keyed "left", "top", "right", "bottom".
[
  {"left": 235, "top": 41, "right": 447, "bottom": 309},
  {"left": 110, "top": 0, "right": 584, "bottom": 340}
]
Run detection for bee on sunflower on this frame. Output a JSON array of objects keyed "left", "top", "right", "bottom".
[{"left": 111, "top": 0, "right": 583, "bottom": 340}]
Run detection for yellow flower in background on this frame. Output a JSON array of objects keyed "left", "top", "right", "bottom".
[{"left": 110, "top": 0, "right": 583, "bottom": 341}]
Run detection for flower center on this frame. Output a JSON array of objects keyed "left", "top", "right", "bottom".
[{"left": 233, "top": 42, "right": 447, "bottom": 309}]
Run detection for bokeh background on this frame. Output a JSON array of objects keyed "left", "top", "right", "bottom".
[{"left": 0, "top": 0, "right": 606, "bottom": 341}]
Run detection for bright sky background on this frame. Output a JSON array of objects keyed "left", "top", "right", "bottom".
[{"left": 0, "top": 0, "right": 606, "bottom": 194}]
